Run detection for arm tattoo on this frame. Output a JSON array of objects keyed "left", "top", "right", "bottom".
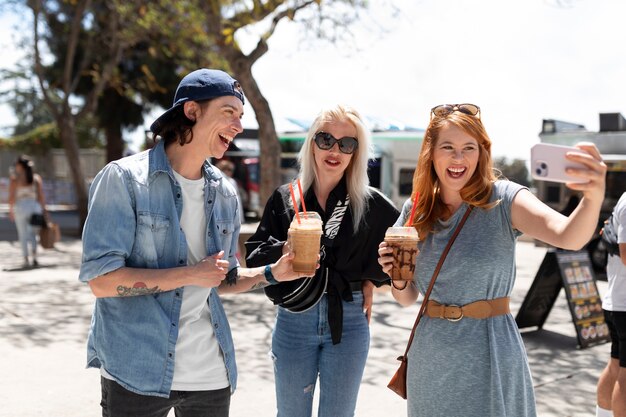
[
  {"left": 116, "top": 282, "right": 162, "bottom": 297},
  {"left": 250, "top": 281, "right": 269, "bottom": 291}
]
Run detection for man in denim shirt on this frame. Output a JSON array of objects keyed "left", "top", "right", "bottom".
[{"left": 79, "top": 69, "right": 309, "bottom": 417}]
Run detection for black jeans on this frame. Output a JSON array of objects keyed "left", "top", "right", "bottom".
[{"left": 100, "top": 377, "right": 230, "bottom": 417}]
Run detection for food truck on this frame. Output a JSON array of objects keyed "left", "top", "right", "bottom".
[{"left": 534, "top": 113, "right": 626, "bottom": 276}]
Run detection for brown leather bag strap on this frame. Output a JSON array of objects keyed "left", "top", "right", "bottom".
[{"left": 399, "top": 206, "right": 473, "bottom": 358}]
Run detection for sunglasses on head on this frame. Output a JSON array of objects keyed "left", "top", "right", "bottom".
[
  {"left": 313, "top": 131, "right": 359, "bottom": 155},
  {"left": 430, "top": 103, "right": 481, "bottom": 119}
]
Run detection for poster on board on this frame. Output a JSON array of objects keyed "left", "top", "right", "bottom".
[
  {"left": 516, "top": 250, "right": 610, "bottom": 349},
  {"left": 556, "top": 251, "right": 610, "bottom": 348}
]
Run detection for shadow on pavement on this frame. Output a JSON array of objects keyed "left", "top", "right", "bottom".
[
  {"left": 522, "top": 328, "right": 608, "bottom": 416},
  {"left": 521, "top": 328, "right": 579, "bottom": 351},
  {"left": 1, "top": 247, "right": 83, "bottom": 271},
  {"left": 0, "top": 277, "right": 93, "bottom": 349},
  {"left": 0, "top": 235, "right": 92, "bottom": 350},
  {"left": 222, "top": 292, "right": 277, "bottom": 383},
  {"left": 3, "top": 265, "right": 32, "bottom": 272}
]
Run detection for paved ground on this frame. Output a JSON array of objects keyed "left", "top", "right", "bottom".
[{"left": 0, "top": 210, "right": 612, "bottom": 416}]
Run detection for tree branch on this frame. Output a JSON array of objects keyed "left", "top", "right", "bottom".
[
  {"left": 229, "top": 0, "right": 287, "bottom": 30},
  {"left": 63, "top": 0, "right": 92, "bottom": 94},
  {"left": 268, "top": 0, "right": 317, "bottom": 39},
  {"left": 31, "top": 0, "right": 59, "bottom": 120},
  {"left": 247, "top": 38, "right": 268, "bottom": 65},
  {"left": 247, "top": 0, "right": 318, "bottom": 64},
  {"left": 252, "top": 0, "right": 264, "bottom": 11},
  {"left": 77, "top": 8, "right": 125, "bottom": 119}
]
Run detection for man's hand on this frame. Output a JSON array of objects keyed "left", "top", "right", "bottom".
[
  {"left": 191, "top": 251, "right": 229, "bottom": 288},
  {"left": 271, "top": 243, "right": 320, "bottom": 282}
]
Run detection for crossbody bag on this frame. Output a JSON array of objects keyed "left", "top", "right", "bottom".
[{"left": 387, "top": 206, "right": 472, "bottom": 399}]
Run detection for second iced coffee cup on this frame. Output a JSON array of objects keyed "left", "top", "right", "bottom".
[
  {"left": 288, "top": 212, "right": 323, "bottom": 274},
  {"left": 384, "top": 226, "right": 419, "bottom": 281}
]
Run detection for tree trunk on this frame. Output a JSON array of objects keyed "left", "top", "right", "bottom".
[
  {"left": 105, "top": 121, "right": 124, "bottom": 162},
  {"left": 57, "top": 110, "right": 89, "bottom": 233},
  {"left": 202, "top": 2, "right": 283, "bottom": 205},
  {"left": 228, "top": 59, "right": 282, "bottom": 205}
]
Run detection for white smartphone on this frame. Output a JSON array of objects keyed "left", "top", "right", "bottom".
[{"left": 530, "top": 143, "right": 588, "bottom": 183}]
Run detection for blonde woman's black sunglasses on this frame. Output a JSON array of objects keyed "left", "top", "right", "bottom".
[{"left": 314, "top": 132, "right": 359, "bottom": 154}]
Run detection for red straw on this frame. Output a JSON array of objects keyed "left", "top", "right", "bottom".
[
  {"left": 296, "top": 178, "right": 307, "bottom": 213},
  {"left": 408, "top": 192, "right": 420, "bottom": 225},
  {"left": 289, "top": 183, "right": 301, "bottom": 224}
]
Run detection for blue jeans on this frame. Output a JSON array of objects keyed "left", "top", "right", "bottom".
[
  {"left": 271, "top": 292, "right": 369, "bottom": 417},
  {"left": 100, "top": 377, "right": 230, "bottom": 417},
  {"left": 14, "top": 199, "right": 42, "bottom": 259}
]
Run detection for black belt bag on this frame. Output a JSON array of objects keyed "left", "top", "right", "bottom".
[{"left": 264, "top": 191, "right": 350, "bottom": 313}]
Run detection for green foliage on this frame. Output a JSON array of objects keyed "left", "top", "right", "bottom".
[
  {"left": 5, "top": 0, "right": 367, "bottom": 142},
  {"left": 34, "top": 1, "right": 225, "bottom": 146},
  {"left": 4, "top": 0, "right": 368, "bottom": 160},
  {"left": 0, "top": 123, "right": 58, "bottom": 154},
  {"left": 0, "top": 119, "right": 104, "bottom": 154},
  {"left": 0, "top": 66, "right": 56, "bottom": 136},
  {"left": 494, "top": 156, "right": 531, "bottom": 187}
]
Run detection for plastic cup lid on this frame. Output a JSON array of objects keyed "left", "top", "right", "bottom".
[{"left": 385, "top": 226, "right": 418, "bottom": 237}]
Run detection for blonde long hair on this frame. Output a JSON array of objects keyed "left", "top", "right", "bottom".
[
  {"left": 408, "top": 111, "right": 499, "bottom": 237},
  {"left": 297, "top": 105, "right": 372, "bottom": 232}
]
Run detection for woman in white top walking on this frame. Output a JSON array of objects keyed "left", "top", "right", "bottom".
[{"left": 8, "top": 155, "right": 48, "bottom": 268}]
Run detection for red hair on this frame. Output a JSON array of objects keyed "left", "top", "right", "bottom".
[{"left": 407, "top": 112, "right": 499, "bottom": 237}]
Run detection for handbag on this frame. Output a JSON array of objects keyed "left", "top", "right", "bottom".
[
  {"left": 387, "top": 206, "right": 472, "bottom": 399},
  {"left": 29, "top": 213, "right": 46, "bottom": 227},
  {"left": 40, "top": 222, "right": 61, "bottom": 249},
  {"left": 29, "top": 180, "right": 46, "bottom": 227}
]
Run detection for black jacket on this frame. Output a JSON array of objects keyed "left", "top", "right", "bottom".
[{"left": 245, "top": 178, "right": 399, "bottom": 343}]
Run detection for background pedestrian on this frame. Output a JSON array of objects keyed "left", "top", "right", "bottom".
[{"left": 8, "top": 155, "right": 47, "bottom": 268}]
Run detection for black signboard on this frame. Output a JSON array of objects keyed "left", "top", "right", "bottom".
[
  {"left": 515, "top": 251, "right": 563, "bottom": 330},
  {"left": 556, "top": 251, "right": 610, "bottom": 348},
  {"left": 516, "top": 250, "right": 610, "bottom": 349}
]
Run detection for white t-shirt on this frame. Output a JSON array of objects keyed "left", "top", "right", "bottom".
[
  {"left": 170, "top": 170, "right": 229, "bottom": 391},
  {"left": 224, "top": 175, "right": 244, "bottom": 223},
  {"left": 603, "top": 192, "right": 626, "bottom": 312}
]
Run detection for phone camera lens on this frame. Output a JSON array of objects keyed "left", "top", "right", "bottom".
[{"left": 540, "top": 162, "right": 547, "bottom": 169}]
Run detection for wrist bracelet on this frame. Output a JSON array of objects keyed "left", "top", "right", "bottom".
[
  {"left": 391, "top": 280, "right": 409, "bottom": 290},
  {"left": 264, "top": 264, "right": 279, "bottom": 285}
]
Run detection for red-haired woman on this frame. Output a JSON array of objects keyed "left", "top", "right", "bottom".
[{"left": 379, "top": 104, "right": 606, "bottom": 416}]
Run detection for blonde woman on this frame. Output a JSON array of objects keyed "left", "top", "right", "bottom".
[{"left": 246, "top": 105, "right": 399, "bottom": 417}]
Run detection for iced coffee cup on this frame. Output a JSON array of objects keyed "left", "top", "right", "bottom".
[
  {"left": 288, "top": 212, "right": 323, "bottom": 274},
  {"left": 384, "top": 226, "right": 419, "bottom": 281}
]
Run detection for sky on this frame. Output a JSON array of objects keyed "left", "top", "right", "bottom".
[{"left": 1, "top": 0, "right": 626, "bottom": 160}]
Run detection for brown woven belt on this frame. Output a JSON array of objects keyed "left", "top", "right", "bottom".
[{"left": 425, "top": 296, "right": 510, "bottom": 322}]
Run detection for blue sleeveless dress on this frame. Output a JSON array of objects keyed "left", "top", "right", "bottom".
[{"left": 397, "top": 181, "right": 536, "bottom": 417}]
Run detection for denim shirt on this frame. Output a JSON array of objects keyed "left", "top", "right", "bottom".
[{"left": 79, "top": 140, "right": 240, "bottom": 397}]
